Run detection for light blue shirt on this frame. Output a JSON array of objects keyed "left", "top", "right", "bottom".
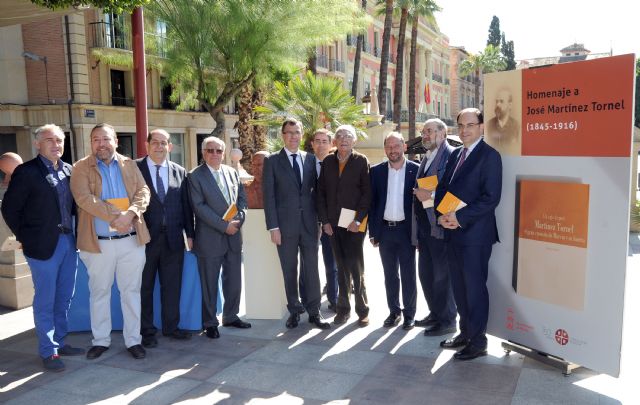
[
  {"left": 94, "top": 156, "right": 129, "bottom": 237},
  {"left": 146, "top": 157, "right": 169, "bottom": 195}
]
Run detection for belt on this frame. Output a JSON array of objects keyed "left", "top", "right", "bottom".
[
  {"left": 383, "top": 220, "right": 405, "bottom": 227},
  {"left": 97, "top": 232, "right": 137, "bottom": 240},
  {"left": 58, "top": 225, "right": 73, "bottom": 234}
]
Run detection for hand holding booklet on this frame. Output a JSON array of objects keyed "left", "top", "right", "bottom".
[
  {"left": 222, "top": 203, "right": 238, "bottom": 222},
  {"left": 417, "top": 175, "right": 438, "bottom": 208},
  {"left": 436, "top": 191, "right": 466, "bottom": 214},
  {"left": 338, "top": 208, "right": 368, "bottom": 232}
]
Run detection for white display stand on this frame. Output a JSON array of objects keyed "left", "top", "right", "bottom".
[{"left": 243, "top": 209, "right": 288, "bottom": 319}]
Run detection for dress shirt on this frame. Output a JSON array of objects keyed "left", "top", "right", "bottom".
[
  {"left": 383, "top": 159, "right": 406, "bottom": 221},
  {"left": 423, "top": 146, "right": 438, "bottom": 175},
  {"left": 284, "top": 148, "right": 304, "bottom": 182},
  {"left": 95, "top": 156, "right": 129, "bottom": 237},
  {"left": 146, "top": 157, "right": 169, "bottom": 195},
  {"left": 206, "top": 164, "right": 230, "bottom": 203},
  {"left": 39, "top": 155, "right": 73, "bottom": 230}
]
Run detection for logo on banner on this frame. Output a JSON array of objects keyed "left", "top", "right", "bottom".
[{"left": 555, "top": 329, "right": 569, "bottom": 345}]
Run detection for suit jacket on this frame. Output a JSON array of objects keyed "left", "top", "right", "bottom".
[
  {"left": 1, "top": 157, "right": 75, "bottom": 260},
  {"left": 262, "top": 149, "right": 317, "bottom": 237},
  {"left": 317, "top": 150, "right": 371, "bottom": 226},
  {"left": 188, "top": 163, "right": 247, "bottom": 257},
  {"left": 368, "top": 159, "right": 419, "bottom": 242},
  {"left": 136, "top": 157, "right": 194, "bottom": 251},
  {"left": 71, "top": 153, "right": 151, "bottom": 253},
  {"left": 434, "top": 139, "right": 502, "bottom": 246}
]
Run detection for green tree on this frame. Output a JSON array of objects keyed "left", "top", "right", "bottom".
[
  {"left": 31, "top": 0, "right": 148, "bottom": 13},
  {"left": 487, "top": 16, "right": 501, "bottom": 47},
  {"left": 501, "top": 34, "right": 516, "bottom": 70},
  {"left": 254, "top": 72, "right": 370, "bottom": 151},
  {"left": 408, "top": 0, "right": 441, "bottom": 140},
  {"left": 376, "top": 0, "right": 394, "bottom": 122},
  {"left": 458, "top": 44, "right": 506, "bottom": 108},
  {"left": 149, "top": 0, "right": 368, "bottom": 137},
  {"left": 392, "top": 1, "right": 410, "bottom": 129}
]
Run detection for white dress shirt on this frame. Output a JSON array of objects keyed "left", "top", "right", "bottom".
[
  {"left": 383, "top": 159, "right": 406, "bottom": 221},
  {"left": 146, "top": 158, "right": 169, "bottom": 195}
]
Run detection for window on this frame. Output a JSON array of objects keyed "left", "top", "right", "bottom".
[
  {"left": 116, "top": 133, "right": 135, "bottom": 158},
  {"left": 169, "top": 133, "right": 184, "bottom": 166}
]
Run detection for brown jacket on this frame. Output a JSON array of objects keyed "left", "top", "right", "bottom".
[{"left": 70, "top": 153, "right": 151, "bottom": 253}]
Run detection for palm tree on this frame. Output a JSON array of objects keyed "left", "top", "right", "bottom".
[
  {"left": 377, "top": 0, "right": 394, "bottom": 122},
  {"left": 458, "top": 44, "right": 506, "bottom": 108},
  {"left": 407, "top": 0, "right": 440, "bottom": 140},
  {"left": 392, "top": 1, "right": 409, "bottom": 129},
  {"left": 352, "top": 0, "right": 368, "bottom": 99}
]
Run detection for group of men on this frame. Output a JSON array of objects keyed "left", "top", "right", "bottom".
[{"left": 1, "top": 123, "right": 249, "bottom": 372}]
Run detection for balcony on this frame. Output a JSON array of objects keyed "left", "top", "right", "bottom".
[
  {"left": 329, "top": 58, "right": 345, "bottom": 73},
  {"left": 431, "top": 73, "right": 443, "bottom": 83},
  {"left": 444, "top": 78, "right": 450, "bottom": 85},
  {"left": 346, "top": 34, "right": 356, "bottom": 47},
  {"left": 90, "top": 21, "right": 130, "bottom": 50},
  {"left": 373, "top": 46, "right": 381, "bottom": 58},
  {"left": 317, "top": 54, "right": 328, "bottom": 69},
  {"left": 362, "top": 42, "right": 372, "bottom": 54}
]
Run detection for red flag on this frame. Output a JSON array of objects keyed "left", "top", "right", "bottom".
[{"left": 424, "top": 82, "right": 431, "bottom": 104}]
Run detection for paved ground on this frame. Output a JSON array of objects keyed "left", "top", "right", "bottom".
[{"left": 1, "top": 234, "right": 638, "bottom": 404}]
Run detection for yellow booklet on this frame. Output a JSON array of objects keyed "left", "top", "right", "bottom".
[
  {"left": 223, "top": 203, "right": 238, "bottom": 222},
  {"left": 436, "top": 192, "right": 467, "bottom": 214},
  {"left": 417, "top": 175, "right": 438, "bottom": 209},
  {"left": 106, "top": 197, "right": 129, "bottom": 211},
  {"left": 338, "top": 208, "right": 368, "bottom": 232}
]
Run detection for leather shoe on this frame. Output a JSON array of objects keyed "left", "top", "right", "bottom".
[
  {"left": 58, "top": 344, "right": 85, "bottom": 356},
  {"left": 163, "top": 329, "right": 192, "bottom": 340},
  {"left": 142, "top": 335, "right": 158, "bottom": 348},
  {"left": 286, "top": 313, "right": 300, "bottom": 329},
  {"left": 327, "top": 302, "right": 337, "bottom": 313},
  {"left": 357, "top": 315, "right": 369, "bottom": 327},
  {"left": 454, "top": 344, "right": 487, "bottom": 361},
  {"left": 440, "top": 334, "right": 469, "bottom": 349},
  {"left": 424, "top": 324, "right": 457, "bottom": 337},
  {"left": 383, "top": 313, "right": 401, "bottom": 327},
  {"left": 402, "top": 318, "right": 415, "bottom": 330},
  {"left": 308, "top": 314, "right": 331, "bottom": 330},
  {"left": 205, "top": 326, "right": 220, "bottom": 339},
  {"left": 127, "top": 344, "right": 146, "bottom": 359},
  {"left": 333, "top": 313, "right": 350, "bottom": 325},
  {"left": 42, "top": 354, "right": 65, "bottom": 372},
  {"left": 415, "top": 315, "right": 438, "bottom": 327},
  {"left": 223, "top": 319, "right": 252, "bottom": 329},
  {"left": 86, "top": 345, "right": 109, "bottom": 360}
]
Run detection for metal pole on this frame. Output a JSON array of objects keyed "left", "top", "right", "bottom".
[{"left": 131, "top": 7, "right": 148, "bottom": 158}]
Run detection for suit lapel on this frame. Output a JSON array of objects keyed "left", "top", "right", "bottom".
[
  {"left": 277, "top": 149, "right": 299, "bottom": 187},
  {"left": 221, "top": 166, "right": 235, "bottom": 203},
  {"left": 140, "top": 157, "right": 161, "bottom": 203},
  {"left": 35, "top": 158, "right": 62, "bottom": 212}
]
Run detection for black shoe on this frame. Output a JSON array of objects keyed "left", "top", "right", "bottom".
[
  {"left": 327, "top": 302, "right": 337, "bottom": 313},
  {"left": 453, "top": 344, "right": 487, "bottom": 361},
  {"left": 205, "top": 326, "right": 220, "bottom": 339},
  {"left": 424, "top": 324, "right": 457, "bottom": 337},
  {"left": 297, "top": 307, "right": 306, "bottom": 314},
  {"left": 402, "top": 318, "right": 415, "bottom": 330},
  {"left": 440, "top": 334, "right": 469, "bottom": 349},
  {"left": 286, "top": 313, "right": 300, "bottom": 329},
  {"left": 163, "top": 329, "right": 192, "bottom": 340},
  {"left": 86, "top": 345, "right": 109, "bottom": 360},
  {"left": 142, "top": 335, "right": 158, "bottom": 348},
  {"left": 127, "top": 344, "right": 146, "bottom": 359},
  {"left": 58, "top": 344, "right": 85, "bottom": 356},
  {"left": 322, "top": 284, "right": 328, "bottom": 295},
  {"left": 333, "top": 313, "right": 350, "bottom": 325},
  {"left": 223, "top": 319, "right": 252, "bottom": 329},
  {"left": 383, "top": 313, "right": 401, "bottom": 327},
  {"left": 309, "top": 314, "right": 331, "bottom": 330},
  {"left": 42, "top": 355, "right": 65, "bottom": 372},
  {"left": 415, "top": 315, "right": 438, "bottom": 327}
]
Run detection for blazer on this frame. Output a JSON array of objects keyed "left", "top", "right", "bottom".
[
  {"left": 317, "top": 150, "right": 371, "bottom": 226},
  {"left": 188, "top": 163, "right": 247, "bottom": 257},
  {"left": 262, "top": 149, "right": 317, "bottom": 237},
  {"left": 368, "top": 159, "right": 419, "bottom": 242},
  {"left": 1, "top": 157, "right": 75, "bottom": 260},
  {"left": 136, "top": 157, "right": 194, "bottom": 250},
  {"left": 434, "top": 139, "right": 502, "bottom": 246},
  {"left": 71, "top": 153, "right": 151, "bottom": 253}
]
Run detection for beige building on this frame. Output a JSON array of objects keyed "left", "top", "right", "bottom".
[{"left": 448, "top": 46, "right": 483, "bottom": 120}]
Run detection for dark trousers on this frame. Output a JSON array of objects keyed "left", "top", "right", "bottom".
[
  {"left": 378, "top": 222, "right": 416, "bottom": 318},
  {"left": 140, "top": 233, "right": 184, "bottom": 336},
  {"left": 417, "top": 234, "right": 456, "bottom": 327},
  {"left": 196, "top": 250, "right": 242, "bottom": 328},
  {"left": 299, "top": 231, "right": 338, "bottom": 306},
  {"left": 277, "top": 232, "right": 321, "bottom": 316},
  {"left": 447, "top": 243, "right": 492, "bottom": 348},
  {"left": 331, "top": 227, "right": 368, "bottom": 318}
]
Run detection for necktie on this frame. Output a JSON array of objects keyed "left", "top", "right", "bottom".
[
  {"left": 291, "top": 153, "right": 302, "bottom": 187},
  {"left": 317, "top": 160, "right": 323, "bottom": 179},
  {"left": 155, "top": 164, "right": 166, "bottom": 202},
  {"left": 213, "top": 170, "right": 230, "bottom": 204},
  {"left": 450, "top": 148, "right": 468, "bottom": 182}
]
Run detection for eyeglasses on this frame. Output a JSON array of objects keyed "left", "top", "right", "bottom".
[
  {"left": 421, "top": 128, "right": 439, "bottom": 135},
  {"left": 457, "top": 123, "right": 481, "bottom": 131},
  {"left": 204, "top": 148, "right": 224, "bottom": 155}
]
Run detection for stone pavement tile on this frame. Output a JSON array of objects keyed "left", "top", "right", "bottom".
[
  {"left": 217, "top": 318, "right": 292, "bottom": 341},
  {"left": 434, "top": 361, "right": 521, "bottom": 395},
  {"left": 244, "top": 341, "right": 385, "bottom": 375},
  {"left": 208, "top": 359, "right": 365, "bottom": 402},
  {"left": 166, "top": 333, "right": 269, "bottom": 359},
  {"left": 3, "top": 386, "right": 96, "bottom": 405},
  {"left": 171, "top": 381, "right": 326, "bottom": 405},
  {"left": 511, "top": 367, "right": 609, "bottom": 405},
  {"left": 365, "top": 353, "right": 441, "bottom": 383}
]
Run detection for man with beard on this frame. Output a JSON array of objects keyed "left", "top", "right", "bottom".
[
  {"left": 369, "top": 132, "right": 419, "bottom": 330},
  {"left": 485, "top": 88, "right": 520, "bottom": 155}
]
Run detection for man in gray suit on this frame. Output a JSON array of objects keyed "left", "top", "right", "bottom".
[
  {"left": 189, "top": 136, "right": 250, "bottom": 339},
  {"left": 263, "top": 118, "right": 330, "bottom": 330}
]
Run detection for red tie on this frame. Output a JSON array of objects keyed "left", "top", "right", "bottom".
[{"left": 451, "top": 148, "right": 468, "bottom": 181}]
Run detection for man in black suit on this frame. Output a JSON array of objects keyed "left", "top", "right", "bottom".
[
  {"left": 369, "top": 132, "right": 419, "bottom": 330},
  {"left": 263, "top": 118, "right": 330, "bottom": 330},
  {"left": 136, "top": 129, "right": 195, "bottom": 348},
  {"left": 435, "top": 108, "right": 502, "bottom": 361},
  {"left": 1, "top": 124, "right": 84, "bottom": 371}
]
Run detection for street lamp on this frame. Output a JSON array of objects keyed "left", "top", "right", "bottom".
[{"left": 22, "top": 51, "right": 50, "bottom": 103}]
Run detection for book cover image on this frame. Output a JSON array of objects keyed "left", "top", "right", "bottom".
[{"left": 513, "top": 179, "right": 590, "bottom": 311}]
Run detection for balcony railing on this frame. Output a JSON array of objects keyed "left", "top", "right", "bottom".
[
  {"left": 444, "top": 78, "right": 450, "bottom": 85},
  {"left": 144, "top": 32, "right": 170, "bottom": 58},
  {"left": 432, "top": 73, "right": 443, "bottom": 83},
  {"left": 317, "top": 54, "right": 328, "bottom": 69},
  {"left": 362, "top": 42, "right": 372, "bottom": 54},
  {"left": 90, "top": 21, "right": 130, "bottom": 50},
  {"left": 373, "top": 46, "right": 381, "bottom": 57},
  {"left": 328, "top": 59, "right": 345, "bottom": 73}
]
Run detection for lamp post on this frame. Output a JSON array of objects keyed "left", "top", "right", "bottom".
[{"left": 22, "top": 51, "right": 49, "bottom": 103}]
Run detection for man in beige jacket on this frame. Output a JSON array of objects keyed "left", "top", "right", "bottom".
[{"left": 71, "top": 123, "right": 150, "bottom": 360}]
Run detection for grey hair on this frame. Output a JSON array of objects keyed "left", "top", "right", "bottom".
[{"left": 34, "top": 124, "right": 65, "bottom": 141}]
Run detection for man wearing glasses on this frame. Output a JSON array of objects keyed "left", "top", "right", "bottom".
[
  {"left": 435, "top": 108, "right": 502, "bottom": 360},
  {"left": 189, "top": 136, "right": 250, "bottom": 340}
]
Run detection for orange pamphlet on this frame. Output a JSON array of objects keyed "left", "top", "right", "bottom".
[
  {"left": 338, "top": 208, "right": 368, "bottom": 232},
  {"left": 106, "top": 197, "right": 129, "bottom": 211},
  {"left": 417, "top": 176, "right": 438, "bottom": 209},
  {"left": 436, "top": 192, "right": 466, "bottom": 214},
  {"left": 223, "top": 203, "right": 238, "bottom": 222}
]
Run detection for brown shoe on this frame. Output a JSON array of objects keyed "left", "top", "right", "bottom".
[
  {"left": 333, "top": 313, "right": 350, "bottom": 325},
  {"left": 358, "top": 315, "right": 369, "bottom": 327}
]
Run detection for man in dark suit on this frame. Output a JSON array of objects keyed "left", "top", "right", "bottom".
[
  {"left": 189, "top": 136, "right": 250, "bottom": 339},
  {"left": 136, "top": 129, "right": 195, "bottom": 348},
  {"left": 369, "top": 132, "right": 419, "bottom": 330},
  {"left": 263, "top": 118, "right": 330, "bottom": 330},
  {"left": 317, "top": 125, "right": 371, "bottom": 327},
  {"left": 413, "top": 118, "right": 457, "bottom": 336},
  {"left": 435, "top": 108, "right": 502, "bottom": 360},
  {"left": 1, "top": 124, "right": 84, "bottom": 371}
]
